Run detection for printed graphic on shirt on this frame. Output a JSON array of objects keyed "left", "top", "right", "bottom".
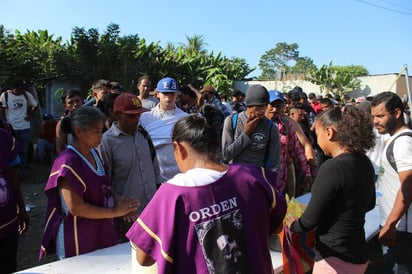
[
  {"left": 196, "top": 210, "right": 250, "bottom": 274},
  {"left": 0, "top": 177, "right": 10, "bottom": 205},
  {"left": 250, "top": 132, "right": 268, "bottom": 151}
]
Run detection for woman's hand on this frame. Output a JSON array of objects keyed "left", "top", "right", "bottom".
[
  {"left": 18, "top": 210, "right": 30, "bottom": 235},
  {"left": 122, "top": 211, "right": 139, "bottom": 223},
  {"left": 60, "top": 178, "right": 140, "bottom": 219},
  {"left": 114, "top": 198, "right": 140, "bottom": 217}
]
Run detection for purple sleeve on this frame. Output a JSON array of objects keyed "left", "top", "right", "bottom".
[
  {"left": 45, "top": 150, "right": 86, "bottom": 197},
  {"left": 0, "top": 128, "right": 20, "bottom": 168},
  {"left": 126, "top": 185, "right": 177, "bottom": 272},
  {"left": 269, "top": 190, "right": 287, "bottom": 233}
]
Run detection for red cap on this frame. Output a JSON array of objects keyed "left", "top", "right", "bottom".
[{"left": 113, "top": 93, "right": 148, "bottom": 114}]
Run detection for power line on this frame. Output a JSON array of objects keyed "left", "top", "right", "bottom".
[
  {"left": 355, "top": 0, "right": 412, "bottom": 15},
  {"left": 378, "top": 0, "right": 411, "bottom": 11}
]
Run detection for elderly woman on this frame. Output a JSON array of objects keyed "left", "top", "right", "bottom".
[
  {"left": 287, "top": 106, "right": 376, "bottom": 273},
  {"left": 40, "top": 106, "right": 138, "bottom": 260},
  {"left": 127, "top": 114, "right": 286, "bottom": 274}
]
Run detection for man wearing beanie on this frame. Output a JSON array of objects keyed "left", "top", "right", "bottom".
[{"left": 222, "top": 84, "right": 281, "bottom": 175}]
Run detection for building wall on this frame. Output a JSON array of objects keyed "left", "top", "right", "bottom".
[
  {"left": 234, "top": 79, "right": 321, "bottom": 95},
  {"left": 44, "top": 79, "right": 80, "bottom": 118},
  {"left": 235, "top": 73, "right": 412, "bottom": 100},
  {"left": 347, "top": 74, "right": 411, "bottom": 98}
]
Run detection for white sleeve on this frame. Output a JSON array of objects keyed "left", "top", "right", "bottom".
[
  {"left": 0, "top": 92, "right": 7, "bottom": 107},
  {"left": 393, "top": 135, "right": 412, "bottom": 172},
  {"left": 26, "top": 92, "right": 38, "bottom": 107}
]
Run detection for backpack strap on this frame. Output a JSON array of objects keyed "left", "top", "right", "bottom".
[
  {"left": 138, "top": 125, "right": 156, "bottom": 161},
  {"left": 386, "top": 131, "right": 412, "bottom": 172},
  {"left": 231, "top": 112, "right": 239, "bottom": 131}
]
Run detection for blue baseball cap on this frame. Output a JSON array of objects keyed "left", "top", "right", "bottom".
[
  {"left": 268, "top": 90, "right": 285, "bottom": 103},
  {"left": 156, "top": 77, "right": 179, "bottom": 92}
]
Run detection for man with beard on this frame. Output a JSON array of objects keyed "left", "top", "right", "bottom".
[{"left": 371, "top": 91, "right": 412, "bottom": 273}]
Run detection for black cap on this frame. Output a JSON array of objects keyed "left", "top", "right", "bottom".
[{"left": 245, "top": 85, "right": 269, "bottom": 106}]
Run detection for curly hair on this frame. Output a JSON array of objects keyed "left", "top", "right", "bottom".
[{"left": 317, "top": 105, "right": 375, "bottom": 153}]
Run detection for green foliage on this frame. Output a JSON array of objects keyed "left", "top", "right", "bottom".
[
  {"left": 291, "top": 57, "right": 317, "bottom": 74},
  {"left": 1, "top": 23, "right": 369, "bottom": 101},
  {"left": 258, "top": 42, "right": 300, "bottom": 79},
  {"left": 307, "top": 62, "right": 366, "bottom": 97},
  {"left": 0, "top": 24, "right": 252, "bottom": 99},
  {"left": 258, "top": 42, "right": 369, "bottom": 97}
]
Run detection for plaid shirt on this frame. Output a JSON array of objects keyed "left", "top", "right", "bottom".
[{"left": 275, "top": 117, "right": 311, "bottom": 191}]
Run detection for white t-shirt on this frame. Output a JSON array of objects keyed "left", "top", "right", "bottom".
[
  {"left": 139, "top": 105, "right": 188, "bottom": 180},
  {"left": 377, "top": 129, "right": 412, "bottom": 232},
  {"left": 168, "top": 168, "right": 227, "bottom": 187},
  {"left": 365, "top": 128, "right": 389, "bottom": 176},
  {"left": 0, "top": 90, "right": 38, "bottom": 130}
]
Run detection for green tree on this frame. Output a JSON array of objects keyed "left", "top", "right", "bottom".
[
  {"left": 308, "top": 62, "right": 366, "bottom": 98},
  {"left": 291, "top": 57, "right": 316, "bottom": 74},
  {"left": 258, "top": 42, "right": 300, "bottom": 79},
  {"left": 1, "top": 24, "right": 254, "bottom": 100}
]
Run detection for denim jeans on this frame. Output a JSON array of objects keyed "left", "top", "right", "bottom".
[
  {"left": 14, "top": 128, "right": 32, "bottom": 179},
  {"left": 36, "top": 138, "right": 54, "bottom": 163}
]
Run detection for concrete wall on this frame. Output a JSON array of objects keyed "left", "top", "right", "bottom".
[
  {"left": 348, "top": 74, "right": 412, "bottom": 99},
  {"left": 234, "top": 79, "right": 321, "bottom": 95},
  {"left": 44, "top": 79, "right": 81, "bottom": 118},
  {"left": 235, "top": 73, "right": 412, "bottom": 100}
]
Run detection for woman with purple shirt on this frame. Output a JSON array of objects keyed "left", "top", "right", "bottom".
[
  {"left": 127, "top": 114, "right": 287, "bottom": 274},
  {"left": 39, "top": 106, "right": 138, "bottom": 260},
  {"left": 0, "top": 128, "right": 29, "bottom": 273}
]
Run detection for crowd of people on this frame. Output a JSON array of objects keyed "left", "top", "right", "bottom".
[{"left": 0, "top": 76, "right": 411, "bottom": 274}]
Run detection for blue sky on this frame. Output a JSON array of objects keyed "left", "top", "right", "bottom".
[{"left": 1, "top": 0, "right": 411, "bottom": 77}]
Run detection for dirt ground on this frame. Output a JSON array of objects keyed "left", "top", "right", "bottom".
[
  {"left": 17, "top": 162, "right": 58, "bottom": 271},
  {"left": 15, "top": 162, "right": 384, "bottom": 273}
]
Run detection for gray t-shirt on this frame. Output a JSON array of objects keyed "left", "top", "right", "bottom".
[{"left": 221, "top": 111, "right": 280, "bottom": 173}]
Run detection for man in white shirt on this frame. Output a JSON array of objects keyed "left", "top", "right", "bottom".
[
  {"left": 139, "top": 77, "right": 187, "bottom": 181},
  {"left": 371, "top": 91, "right": 412, "bottom": 273},
  {"left": 0, "top": 79, "right": 38, "bottom": 179}
]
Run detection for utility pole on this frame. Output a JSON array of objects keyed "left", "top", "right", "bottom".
[{"left": 404, "top": 64, "right": 411, "bottom": 112}]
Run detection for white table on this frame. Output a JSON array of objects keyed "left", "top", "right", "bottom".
[
  {"left": 16, "top": 243, "right": 131, "bottom": 274},
  {"left": 17, "top": 242, "right": 283, "bottom": 274},
  {"left": 16, "top": 193, "right": 380, "bottom": 274}
]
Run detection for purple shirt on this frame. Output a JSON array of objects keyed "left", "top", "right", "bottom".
[
  {"left": 0, "top": 128, "right": 21, "bottom": 239},
  {"left": 127, "top": 164, "right": 286, "bottom": 274},
  {"left": 39, "top": 148, "right": 119, "bottom": 259}
]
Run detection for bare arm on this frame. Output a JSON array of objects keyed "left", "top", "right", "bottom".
[
  {"left": 136, "top": 245, "right": 156, "bottom": 266},
  {"left": 379, "top": 170, "right": 412, "bottom": 246},
  {"left": 9, "top": 165, "right": 29, "bottom": 234},
  {"left": 55, "top": 120, "right": 66, "bottom": 155},
  {"left": 59, "top": 177, "right": 138, "bottom": 219}
]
